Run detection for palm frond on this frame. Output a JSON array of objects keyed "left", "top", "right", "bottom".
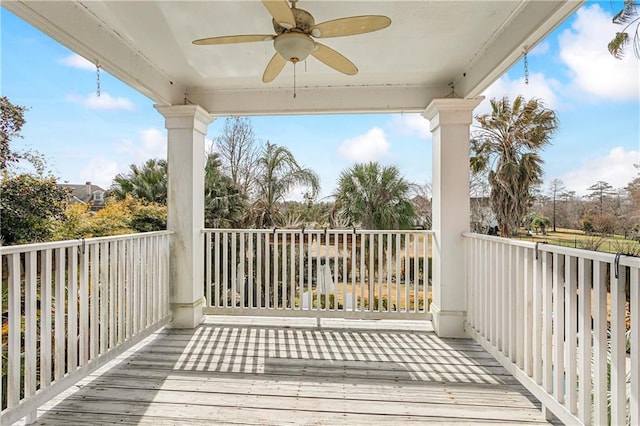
[
  {"left": 609, "top": 1, "right": 640, "bottom": 59},
  {"left": 609, "top": 32, "right": 631, "bottom": 59},
  {"left": 613, "top": 0, "right": 639, "bottom": 25}
]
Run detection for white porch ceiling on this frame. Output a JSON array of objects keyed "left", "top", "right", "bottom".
[{"left": 4, "top": 0, "right": 583, "bottom": 115}]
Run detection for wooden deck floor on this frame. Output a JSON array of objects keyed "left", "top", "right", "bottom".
[{"left": 32, "top": 317, "right": 551, "bottom": 425}]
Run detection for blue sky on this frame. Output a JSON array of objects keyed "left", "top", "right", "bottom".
[{"left": 1, "top": 1, "right": 639, "bottom": 201}]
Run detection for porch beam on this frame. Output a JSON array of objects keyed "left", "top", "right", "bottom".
[
  {"left": 155, "top": 104, "right": 214, "bottom": 328},
  {"left": 423, "top": 97, "right": 482, "bottom": 338},
  {"left": 187, "top": 84, "right": 452, "bottom": 116}
]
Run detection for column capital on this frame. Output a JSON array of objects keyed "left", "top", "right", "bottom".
[
  {"left": 422, "top": 97, "right": 484, "bottom": 131},
  {"left": 154, "top": 104, "right": 215, "bottom": 133}
]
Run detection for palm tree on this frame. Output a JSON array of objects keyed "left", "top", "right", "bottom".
[
  {"left": 333, "top": 162, "right": 415, "bottom": 230},
  {"left": 608, "top": 0, "right": 640, "bottom": 59},
  {"left": 110, "top": 158, "right": 167, "bottom": 204},
  {"left": 204, "top": 152, "right": 248, "bottom": 228},
  {"left": 471, "top": 96, "right": 558, "bottom": 237},
  {"left": 251, "top": 142, "right": 320, "bottom": 228}
]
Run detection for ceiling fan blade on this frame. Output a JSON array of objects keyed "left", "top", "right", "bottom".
[
  {"left": 262, "top": 0, "right": 296, "bottom": 29},
  {"left": 311, "top": 43, "right": 358, "bottom": 75},
  {"left": 310, "top": 15, "right": 391, "bottom": 38},
  {"left": 263, "top": 52, "right": 287, "bottom": 83},
  {"left": 193, "top": 34, "right": 274, "bottom": 45}
]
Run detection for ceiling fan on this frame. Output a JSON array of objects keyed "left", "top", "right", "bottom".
[{"left": 192, "top": 0, "right": 391, "bottom": 83}]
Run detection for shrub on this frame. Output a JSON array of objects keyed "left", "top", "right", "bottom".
[
  {"left": 0, "top": 174, "right": 68, "bottom": 244},
  {"left": 54, "top": 195, "right": 167, "bottom": 239},
  {"left": 315, "top": 293, "right": 343, "bottom": 310},
  {"left": 578, "top": 237, "right": 605, "bottom": 251},
  {"left": 130, "top": 202, "right": 167, "bottom": 232}
]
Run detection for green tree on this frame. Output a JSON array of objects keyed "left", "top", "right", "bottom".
[
  {"left": 608, "top": 0, "right": 640, "bottom": 59},
  {"left": 110, "top": 158, "right": 168, "bottom": 204},
  {"left": 333, "top": 162, "right": 416, "bottom": 230},
  {"left": 587, "top": 180, "right": 615, "bottom": 215},
  {"left": 524, "top": 212, "right": 551, "bottom": 235},
  {"left": 251, "top": 142, "right": 320, "bottom": 228},
  {"left": 471, "top": 96, "right": 558, "bottom": 237},
  {"left": 204, "top": 152, "right": 248, "bottom": 228},
  {"left": 0, "top": 96, "right": 49, "bottom": 176},
  {"left": 0, "top": 174, "right": 69, "bottom": 244},
  {"left": 0, "top": 96, "right": 27, "bottom": 171}
]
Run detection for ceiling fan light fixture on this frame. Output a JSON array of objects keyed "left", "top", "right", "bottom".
[{"left": 274, "top": 32, "right": 314, "bottom": 62}]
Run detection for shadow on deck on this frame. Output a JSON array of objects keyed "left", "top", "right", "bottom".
[{"left": 32, "top": 317, "right": 551, "bottom": 425}]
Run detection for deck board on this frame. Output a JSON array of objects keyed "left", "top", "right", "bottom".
[{"left": 31, "top": 317, "right": 551, "bottom": 425}]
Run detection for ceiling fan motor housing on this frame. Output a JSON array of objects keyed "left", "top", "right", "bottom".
[{"left": 272, "top": 7, "right": 315, "bottom": 34}]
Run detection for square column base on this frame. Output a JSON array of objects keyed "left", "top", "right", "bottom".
[
  {"left": 430, "top": 303, "right": 467, "bottom": 338},
  {"left": 170, "top": 297, "right": 205, "bottom": 328}
]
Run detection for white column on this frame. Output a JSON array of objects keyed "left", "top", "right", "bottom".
[
  {"left": 423, "top": 98, "right": 482, "bottom": 338},
  {"left": 155, "top": 105, "right": 214, "bottom": 328}
]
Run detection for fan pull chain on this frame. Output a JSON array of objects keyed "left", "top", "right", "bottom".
[
  {"left": 96, "top": 62, "right": 101, "bottom": 97},
  {"left": 293, "top": 62, "right": 297, "bottom": 98}
]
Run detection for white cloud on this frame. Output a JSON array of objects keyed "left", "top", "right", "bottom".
[
  {"left": 68, "top": 92, "right": 136, "bottom": 111},
  {"left": 529, "top": 41, "right": 550, "bottom": 56},
  {"left": 115, "top": 128, "right": 167, "bottom": 164},
  {"left": 79, "top": 157, "right": 119, "bottom": 189},
  {"left": 59, "top": 53, "right": 95, "bottom": 71},
  {"left": 479, "top": 72, "right": 562, "bottom": 115},
  {"left": 338, "top": 127, "right": 390, "bottom": 162},
  {"left": 557, "top": 147, "right": 640, "bottom": 195},
  {"left": 389, "top": 114, "right": 431, "bottom": 139},
  {"left": 558, "top": 4, "right": 639, "bottom": 101}
]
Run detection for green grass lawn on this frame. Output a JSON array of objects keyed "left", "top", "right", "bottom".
[{"left": 516, "top": 228, "right": 640, "bottom": 255}]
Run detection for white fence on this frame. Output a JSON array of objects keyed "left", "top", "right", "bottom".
[
  {"left": 204, "top": 229, "right": 432, "bottom": 319},
  {"left": 1, "top": 231, "right": 172, "bottom": 425},
  {"left": 464, "top": 233, "right": 639, "bottom": 425}
]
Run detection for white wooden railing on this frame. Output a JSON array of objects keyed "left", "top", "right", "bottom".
[
  {"left": 464, "top": 233, "right": 639, "bottom": 426},
  {"left": 1, "top": 231, "right": 172, "bottom": 425},
  {"left": 204, "top": 229, "right": 432, "bottom": 319}
]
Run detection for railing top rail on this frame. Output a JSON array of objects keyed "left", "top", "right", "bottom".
[
  {"left": 203, "top": 228, "right": 434, "bottom": 235},
  {"left": 463, "top": 232, "right": 640, "bottom": 267},
  {"left": 536, "top": 240, "right": 640, "bottom": 267},
  {"left": 0, "top": 230, "right": 174, "bottom": 255},
  {"left": 463, "top": 232, "right": 536, "bottom": 249}
]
